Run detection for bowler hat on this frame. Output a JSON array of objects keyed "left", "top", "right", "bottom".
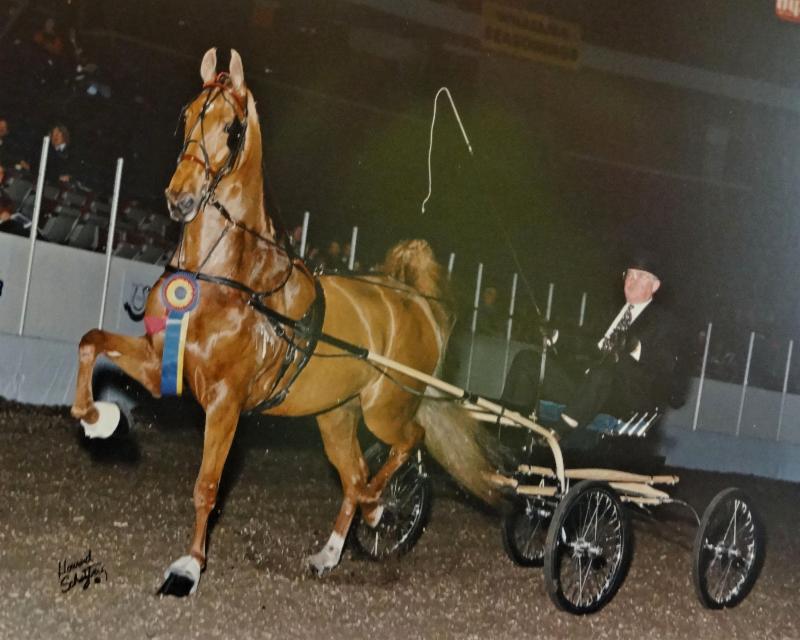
[{"left": 626, "top": 249, "right": 661, "bottom": 280}]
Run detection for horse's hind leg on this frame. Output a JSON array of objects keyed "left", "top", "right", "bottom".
[
  {"left": 308, "top": 399, "right": 369, "bottom": 575},
  {"left": 360, "top": 400, "right": 425, "bottom": 527},
  {"left": 71, "top": 329, "right": 161, "bottom": 427}
]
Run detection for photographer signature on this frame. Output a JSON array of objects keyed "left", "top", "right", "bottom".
[{"left": 58, "top": 549, "right": 108, "bottom": 593}]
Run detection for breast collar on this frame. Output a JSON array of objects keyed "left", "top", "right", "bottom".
[{"left": 162, "top": 263, "right": 326, "bottom": 413}]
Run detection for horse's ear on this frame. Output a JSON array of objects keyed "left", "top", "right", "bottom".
[
  {"left": 200, "top": 47, "right": 217, "bottom": 84},
  {"left": 229, "top": 49, "right": 245, "bottom": 93}
]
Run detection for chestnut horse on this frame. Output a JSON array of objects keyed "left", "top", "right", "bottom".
[{"left": 71, "top": 48, "right": 499, "bottom": 596}]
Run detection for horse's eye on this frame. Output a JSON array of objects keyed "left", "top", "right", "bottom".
[{"left": 225, "top": 119, "right": 243, "bottom": 150}]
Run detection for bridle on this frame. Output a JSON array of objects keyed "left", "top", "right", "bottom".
[
  {"left": 176, "top": 71, "right": 248, "bottom": 193},
  {"left": 171, "top": 72, "right": 296, "bottom": 297}
]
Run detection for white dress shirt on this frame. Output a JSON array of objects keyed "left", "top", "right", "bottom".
[{"left": 598, "top": 299, "right": 652, "bottom": 360}]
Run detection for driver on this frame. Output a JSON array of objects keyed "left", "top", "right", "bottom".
[{"left": 502, "top": 251, "right": 680, "bottom": 441}]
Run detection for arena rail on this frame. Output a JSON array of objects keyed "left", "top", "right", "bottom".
[{"left": 0, "top": 157, "right": 799, "bottom": 480}]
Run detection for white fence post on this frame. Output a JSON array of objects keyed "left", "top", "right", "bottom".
[
  {"left": 735, "top": 331, "right": 756, "bottom": 437},
  {"left": 464, "top": 262, "right": 483, "bottom": 388},
  {"left": 347, "top": 226, "right": 358, "bottom": 271},
  {"left": 502, "top": 272, "right": 518, "bottom": 380},
  {"left": 299, "top": 210, "right": 310, "bottom": 258},
  {"left": 18, "top": 136, "right": 50, "bottom": 336},
  {"left": 692, "top": 322, "right": 712, "bottom": 432},
  {"left": 98, "top": 158, "right": 124, "bottom": 329},
  {"left": 578, "top": 291, "right": 587, "bottom": 327},
  {"left": 777, "top": 339, "right": 793, "bottom": 442},
  {"left": 538, "top": 282, "right": 555, "bottom": 386}
]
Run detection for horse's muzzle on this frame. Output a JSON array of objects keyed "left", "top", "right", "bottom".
[{"left": 165, "top": 189, "right": 197, "bottom": 222}]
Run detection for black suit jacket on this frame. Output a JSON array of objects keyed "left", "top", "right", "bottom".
[
  {"left": 593, "top": 300, "right": 679, "bottom": 410},
  {"left": 46, "top": 145, "right": 74, "bottom": 180}
]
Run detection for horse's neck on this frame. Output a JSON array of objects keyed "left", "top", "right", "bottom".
[{"left": 179, "top": 205, "right": 281, "bottom": 285}]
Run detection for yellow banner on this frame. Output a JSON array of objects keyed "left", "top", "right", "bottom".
[{"left": 481, "top": 2, "right": 581, "bottom": 69}]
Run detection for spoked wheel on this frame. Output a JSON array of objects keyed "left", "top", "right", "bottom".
[
  {"left": 502, "top": 496, "right": 554, "bottom": 567},
  {"left": 349, "top": 443, "right": 432, "bottom": 560},
  {"left": 544, "top": 481, "right": 631, "bottom": 614},
  {"left": 692, "top": 488, "right": 764, "bottom": 609}
]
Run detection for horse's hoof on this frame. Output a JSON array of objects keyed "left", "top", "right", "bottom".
[
  {"left": 307, "top": 532, "right": 344, "bottom": 576},
  {"left": 364, "top": 504, "right": 385, "bottom": 528},
  {"left": 158, "top": 573, "right": 195, "bottom": 597},
  {"left": 307, "top": 553, "right": 330, "bottom": 577},
  {"left": 80, "top": 401, "right": 120, "bottom": 439},
  {"left": 157, "top": 555, "right": 201, "bottom": 597}
]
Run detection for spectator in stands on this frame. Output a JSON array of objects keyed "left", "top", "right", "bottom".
[
  {"left": 68, "top": 27, "right": 112, "bottom": 99},
  {"left": 320, "top": 239, "right": 343, "bottom": 270},
  {"left": 0, "top": 117, "right": 30, "bottom": 173},
  {"left": 0, "top": 117, "right": 10, "bottom": 170},
  {"left": 30, "top": 16, "right": 71, "bottom": 95},
  {"left": 341, "top": 240, "right": 360, "bottom": 271},
  {"left": 33, "top": 17, "right": 64, "bottom": 58},
  {"left": 46, "top": 124, "right": 74, "bottom": 183},
  {"left": 288, "top": 224, "right": 306, "bottom": 254},
  {"left": 478, "top": 285, "right": 504, "bottom": 336},
  {"left": 0, "top": 193, "right": 26, "bottom": 236}
]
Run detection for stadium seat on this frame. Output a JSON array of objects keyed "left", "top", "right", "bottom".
[
  {"left": 113, "top": 242, "right": 139, "bottom": 259},
  {"left": 123, "top": 205, "right": 152, "bottom": 227},
  {"left": 4, "top": 176, "right": 33, "bottom": 205},
  {"left": 139, "top": 214, "right": 170, "bottom": 238},
  {"left": 42, "top": 183, "right": 61, "bottom": 202},
  {"left": 90, "top": 198, "right": 111, "bottom": 217},
  {"left": 67, "top": 219, "right": 100, "bottom": 250},
  {"left": 41, "top": 209, "right": 80, "bottom": 243},
  {"left": 135, "top": 243, "right": 166, "bottom": 263},
  {"left": 61, "top": 189, "right": 88, "bottom": 209}
]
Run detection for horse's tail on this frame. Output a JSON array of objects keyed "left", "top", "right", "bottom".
[
  {"left": 416, "top": 397, "right": 507, "bottom": 508},
  {"left": 382, "top": 239, "right": 444, "bottom": 300}
]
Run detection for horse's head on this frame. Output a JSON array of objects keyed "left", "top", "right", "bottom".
[{"left": 166, "top": 48, "right": 254, "bottom": 223}]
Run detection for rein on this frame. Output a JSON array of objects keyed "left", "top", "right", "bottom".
[{"left": 321, "top": 270, "right": 448, "bottom": 304}]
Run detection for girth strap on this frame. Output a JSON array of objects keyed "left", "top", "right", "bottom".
[{"left": 247, "top": 277, "right": 326, "bottom": 413}]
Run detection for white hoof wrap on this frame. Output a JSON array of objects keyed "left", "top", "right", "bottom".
[
  {"left": 80, "top": 401, "right": 120, "bottom": 439},
  {"left": 308, "top": 532, "right": 345, "bottom": 575},
  {"left": 163, "top": 555, "right": 201, "bottom": 595},
  {"left": 365, "top": 504, "right": 385, "bottom": 528}
]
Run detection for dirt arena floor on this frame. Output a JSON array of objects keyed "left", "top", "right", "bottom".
[{"left": 0, "top": 397, "right": 797, "bottom": 640}]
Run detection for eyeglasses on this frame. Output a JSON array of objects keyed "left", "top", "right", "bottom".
[{"left": 623, "top": 269, "right": 658, "bottom": 282}]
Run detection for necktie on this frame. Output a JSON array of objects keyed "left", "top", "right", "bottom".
[{"left": 602, "top": 304, "right": 633, "bottom": 353}]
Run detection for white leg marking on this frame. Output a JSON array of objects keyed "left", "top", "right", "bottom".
[
  {"left": 162, "top": 555, "right": 202, "bottom": 595},
  {"left": 107, "top": 350, "right": 122, "bottom": 357},
  {"left": 365, "top": 504, "right": 385, "bottom": 528},
  {"left": 80, "top": 401, "right": 120, "bottom": 438},
  {"left": 307, "top": 531, "right": 345, "bottom": 575}
]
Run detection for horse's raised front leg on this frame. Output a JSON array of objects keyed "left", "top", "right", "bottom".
[
  {"left": 71, "top": 329, "right": 161, "bottom": 436},
  {"left": 159, "top": 395, "right": 242, "bottom": 597},
  {"left": 308, "top": 399, "right": 369, "bottom": 575}
]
